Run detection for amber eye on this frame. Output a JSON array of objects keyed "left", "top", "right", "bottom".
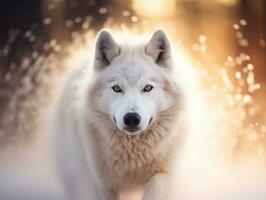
[
  {"left": 112, "top": 85, "right": 123, "bottom": 93},
  {"left": 143, "top": 84, "right": 154, "bottom": 92}
]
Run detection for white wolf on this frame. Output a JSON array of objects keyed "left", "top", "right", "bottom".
[{"left": 53, "top": 29, "right": 190, "bottom": 200}]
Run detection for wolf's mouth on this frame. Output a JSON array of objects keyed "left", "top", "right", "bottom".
[
  {"left": 124, "top": 128, "right": 140, "bottom": 132},
  {"left": 124, "top": 128, "right": 141, "bottom": 134}
]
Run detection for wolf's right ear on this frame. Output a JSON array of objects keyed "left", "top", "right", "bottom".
[
  {"left": 94, "top": 30, "right": 120, "bottom": 70},
  {"left": 145, "top": 29, "right": 172, "bottom": 68}
]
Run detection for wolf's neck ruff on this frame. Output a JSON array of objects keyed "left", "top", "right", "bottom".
[{"left": 83, "top": 103, "right": 181, "bottom": 188}]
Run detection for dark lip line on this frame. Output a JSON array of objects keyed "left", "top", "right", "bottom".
[
  {"left": 149, "top": 117, "right": 153, "bottom": 124},
  {"left": 124, "top": 128, "right": 141, "bottom": 132},
  {"left": 113, "top": 117, "right": 117, "bottom": 124}
]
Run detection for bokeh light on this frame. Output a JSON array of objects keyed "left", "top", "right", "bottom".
[{"left": 0, "top": 0, "right": 265, "bottom": 199}]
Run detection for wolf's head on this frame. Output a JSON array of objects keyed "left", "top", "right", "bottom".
[{"left": 89, "top": 30, "right": 181, "bottom": 135}]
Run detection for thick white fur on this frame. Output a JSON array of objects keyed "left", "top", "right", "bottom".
[{"left": 53, "top": 30, "right": 190, "bottom": 200}]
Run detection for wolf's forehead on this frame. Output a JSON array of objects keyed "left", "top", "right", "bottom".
[
  {"left": 102, "top": 46, "right": 163, "bottom": 85},
  {"left": 117, "top": 58, "right": 157, "bottom": 83},
  {"left": 104, "top": 47, "right": 137, "bottom": 72}
]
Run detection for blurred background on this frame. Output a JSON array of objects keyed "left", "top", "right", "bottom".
[{"left": 0, "top": 0, "right": 266, "bottom": 199}]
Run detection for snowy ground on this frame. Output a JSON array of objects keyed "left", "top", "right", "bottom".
[{"left": 1, "top": 131, "right": 266, "bottom": 200}]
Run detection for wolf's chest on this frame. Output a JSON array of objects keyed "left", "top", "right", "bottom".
[{"left": 97, "top": 139, "right": 167, "bottom": 188}]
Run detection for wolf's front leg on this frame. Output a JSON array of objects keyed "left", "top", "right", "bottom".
[{"left": 141, "top": 173, "right": 176, "bottom": 200}]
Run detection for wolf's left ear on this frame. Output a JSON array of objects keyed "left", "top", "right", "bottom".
[
  {"left": 145, "top": 29, "right": 172, "bottom": 68},
  {"left": 94, "top": 30, "right": 120, "bottom": 70}
]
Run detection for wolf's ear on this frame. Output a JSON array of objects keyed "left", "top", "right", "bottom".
[
  {"left": 94, "top": 30, "right": 120, "bottom": 70},
  {"left": 145, "top": 29, "right": 172, "bottom": 68}
]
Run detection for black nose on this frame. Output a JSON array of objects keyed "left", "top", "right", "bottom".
[{"left": 123, "top": 112, "right": 141, "bottom": 129}]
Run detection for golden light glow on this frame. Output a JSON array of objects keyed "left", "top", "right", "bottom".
[
  {"left": 132, "top": 0, "right": 176, "bottom": 18},
  {"left": 213, "top": 0, "right": 239, "bottom": 6},
  {"left": 4, "top": 0, "right": 265, "bottom": 198}
]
